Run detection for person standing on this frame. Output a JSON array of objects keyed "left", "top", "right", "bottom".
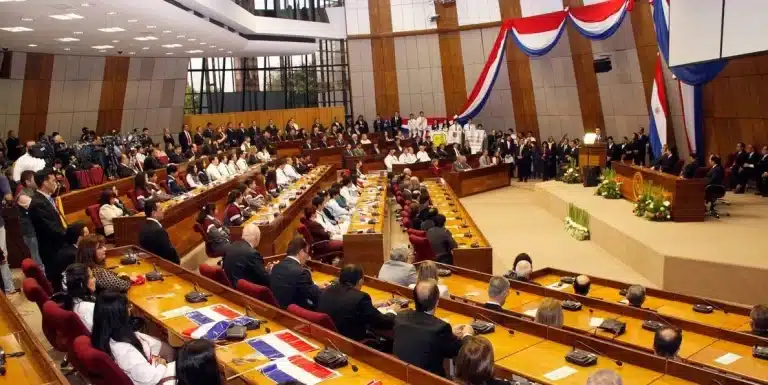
[
  {"left": 138, "top": 200, "right": 180, "bottom": 264},
  {"left": 178, "top": 124, "right": 193, "bottom": 153},
  {"left": 0, "top": 172, "right": 15, "bottom": 293},
  {"left": 28, "top": 169, "right": 66, "bottom": 286}
]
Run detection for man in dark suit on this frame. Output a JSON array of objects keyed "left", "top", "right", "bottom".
[
  {"left": 223, "top": 223, "right": 271, "bottom": 288},
  {"left": 728, "top": 142, "right": 747, "bottom": 189},
  {"left": 317, "top": 264, "right": 397, "bottom": 342},
  {"left": 484, "top": 276, "right": 510, "bottom": 311},
  {"left": 138, "top": 200, "right": 180, "bottom": 264},
  {"left": 426, "top": 215, "right": 458, "bottom": 265},
  {"left": 303, "top": 139, "right": 313, "bottom": 150},
  {"left": 390, "top": 112, "right": 403, "bottom": 136},
  {"left": 733, "top": 143, "right": 760, "bottom": 193},
  {"left": 247, "top": 120, "right": 260, "bottom": 143},
  {"left": 637, "top": 127, "right": 649, "bottom": 165},
  {"left": 606, "top": 136, "right": 622, "bottom": 168},
  {"left": 28, "top": 169, "right": 66, "bottom": 281},
  {"left": 143, "top": 149, "right": 162, "bottom": 170},
  {"left": 265, "top": 119, "right": 278, "bottom": 137},
  {"left": 178, "top": 124, "right": 193, "bottom": 153},
  {"left": 681, "top": 153, "right": 699, "bottom": 179},
  {"left": 168, "top": 146, "right": 185, "bottom": 164},
  {"left": 270, "top": 236, "right": 325, "bottom": 309},
  {"left": 166, "top": 165, "right": 186, "bottom": 195},
  {"left": 757, "top": 147, "right": 768, "bottom": 196},
  {"left": 117, "top": 154, "right": 137, "bottom": 178},
  {"left": 393, "top": 279, "right": 473, "bottom": 377},
  {"left": 203, "top": 123, "right": 214, "bottom": 139},
  {"left": 707, "top": 155, "right": 725, "bottom": 187},
  {"left": 194, "top": 127, "right": 205, "bottom": 146},
  {"left": 372, "top": 115, "right": 384, "bottom": 132}
]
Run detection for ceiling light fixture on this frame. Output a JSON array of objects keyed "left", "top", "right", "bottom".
[
  {"left": 162, "top": 30, "right": 171, "bottom": 33},
  {"left": 127, "top": 19, "right": 138, "bottom": 23},
  {"left": 146, "top": 25, "right": 156, "bottom": 29},
  {"left": 227, "top": 51, "right": 232, "bottom": 54},
  {"left": 99, "top": 50, "right": 106, "bottom": 53},
  {"left": 98, "top": 27, "right": 125, "bottom": 32},
  {"left": 92, "top": 45, "right": 114, "bottom": 49},
  {"left": 129, "top": 52, "right": 135, "bottom": 55},
  {"left": 161, "top": 43, "right": 181, "bottom": 48},
  {"left": 0, "top": 0, "right": 27, "bottom": 2},
  {"left": 106, "top": 11, "right": 117, "bottom": 15},
  {"left": 21, "top": 17, "right": 33, "bottom": 22},
  {"left": 165, "top": 52, "right": 173, "bottom": 55},
  {"left": 218, "top": 48, "right": 224, "bottom": 51},
  {"left": 176, "top": 35, "right": 185, "bottom": 38},
  {"left": 141, "top": 47, "right": 149, "bottom": 50},
  {"left": 134, "top": 36, "right": 157, "bottom": 41},
  {"left": 64, "top": 48, "right": 71, "bottom": 51},
  {"left": 185, "top": 49, "right": 203, "bottom": 54},
  {"left": 111, "top": 39, "right": 119, "bottom": 43},
  {"left": 28, "top": 44, "right": 37, "bottom": 47},
  {"left": 0, "top": 26, "right": 34, "bottom": 32},
  {"left": 187, "top": 38, "right": 196, "bottom": 41},
  {"left": 73, "top": 31, "right": 83, "bottom": 34},
  {"left": 80, "top": 3, "right": 90, "bottom": 7},
  {"left": 49, "top": 13, "right": 84, "bottom": 20},
  {"left": 209, "top": 45, "right": 216, "bottom": 48},
  {"left": 56, "top": 37, "right": 80, "bottom": 42}
]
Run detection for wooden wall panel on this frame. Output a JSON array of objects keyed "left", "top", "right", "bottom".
[
  {"left": 183, "top": 107, "right": 345, "bottom": 135},
  {"left": 97, "top": 56, "right": 130, "bottom": 135},
  {"left": 564, "top": 0, "right": 605, "bottom": 133},
  {"left": 702, "top": 55, "right": 768, "bottom": 157},
  {"left": 435, "top": 2, "right": 467, "bottom": 117},
  {"left": 18, "top": 53, "right": 54, "bottom": 142},
  {"left": 368, "top": 0, "right": 399, "bottom": 117},
  {"left": 499, "top": 0, "right": 539, "bottom": 138}
]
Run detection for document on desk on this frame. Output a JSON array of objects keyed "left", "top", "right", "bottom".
[
  {"left": 544, "top": 366, "right": 578, "bottom": 381},
  {"left": 257, "top": 354, "right": 340, "bottom": 385},
  {"left": 714, "top": 352, "right": 742, "bottom": 365},
  {"left": 160, "top": 306, "right": 194, "bottom": 320},
  {"left": 246, "top": 330, "right": 318, "bottom": 360},
  {"left": 185, "top": 304, "right": 243, "bottom": 325}
]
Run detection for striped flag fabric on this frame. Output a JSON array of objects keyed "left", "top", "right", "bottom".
[{"left": 648, "top": 54, "right": 669, "bottom": 159}]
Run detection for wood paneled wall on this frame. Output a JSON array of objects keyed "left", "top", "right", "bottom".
[
  {"left": 97, "top": 57, "right": 130, "bottom": 135},
  {"left": 563, "top": 0, "right": 604, "bottom": 133},
  {"left": 183, "top": 107, "right": 345, "bottom": 134},
  {"left": 368, "top": 0, "right": 399, "bottom": 116},
  {"left": 499, "top": 0, "right": 539, "bottom": 138},
  {"left": 435, "top": 2, "right": 468, "bottom": 116},
  {"left": 19, "top": 53, "right": 54, "bottom": 142},
  {"left": 702, "top": 55, "right": 768, "bottom": 157}
]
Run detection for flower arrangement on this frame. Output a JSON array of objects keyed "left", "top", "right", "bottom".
[
  {"left": 633, "top": 182, "right": 672, "bottom": 221},
  {"left": 564, "top": 203, "right": 590, "bottom": 241},
  {"left": 561, "top": 159, "right": 582, "bottom": 184},
  {"left": 595, "top": 168, "right": 622, "bottom": 199}
]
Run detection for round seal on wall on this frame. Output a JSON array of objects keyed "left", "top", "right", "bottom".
[{"left": 632, "top": 171, "right": 644, "bottom": 200}]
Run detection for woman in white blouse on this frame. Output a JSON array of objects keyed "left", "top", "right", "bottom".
[
  {"left": 61, "top": 263, "right": 96, "bottom": 331},
  {"left": 256, "top": 146, "right": 271, "bottom": 162},
  {"left": 226, "top": 156, "right": 238, "bottom": 175},
  {"left": 92, "top": 291, "right": 176, "bottom": 385},
  {"left": 99, "top": 189, "right": 131, "bottom": 237},
  {"left": 360, "top": 133, "right": 372, "bottom": 145},
  {"left": 185, "top": 163, "right": 201, "bottom": 188}
]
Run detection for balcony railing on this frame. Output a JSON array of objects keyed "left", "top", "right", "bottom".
[{"left": 232, "top": 0, "right": 343, "bottom": 23}]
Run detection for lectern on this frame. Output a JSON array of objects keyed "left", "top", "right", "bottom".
[{"left": 579, "top": 144, "right": 607, "bottom": 168}]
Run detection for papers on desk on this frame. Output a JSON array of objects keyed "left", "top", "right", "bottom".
[
  {"left": 185, "top": 304, "right": 243, "bottom": 326},
  {"left": 523, "top": 309, "right": 538, "bottom": 318},
  {"left": 160, "top": 306, "right": 194, "bottom": 320},
  {"left": 247, "top": 330, "right": 318, "bottom": 360},
  {"left": 714, "top": 352, "right": 742, "bottom": 365},
  {"left": 546, "top": 282, "right": 571, "bottom": 291},
  {"left": 257, "top": 354, "right": 340, "bottom": 385},
  {"left": 589, "top": 317, "right": 605, "bottom": 327},
  {"left": 544, "top": 366, "right": 578, "bottom": 381}
]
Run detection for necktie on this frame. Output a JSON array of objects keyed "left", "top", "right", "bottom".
[{"left": 49, "top": 195, "right": 68, "bottom": 227}]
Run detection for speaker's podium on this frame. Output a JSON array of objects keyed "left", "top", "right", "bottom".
[{"left": 579, "top": 143, "right": 606, "bottom": 187}]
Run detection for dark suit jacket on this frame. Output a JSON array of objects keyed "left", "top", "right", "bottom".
[
  {"left": 193, "top": 133, "right": 205, "bottom": 146},
  {"left": 138, "top": 219, "right": 180, "bottom": 264},
  {"left": 393, "top": 310, "right": 464, "bottom": 377},
  {"left": 270, "top": 257, "right": 321, "bottom": 309},
  {"left": 168, "top": 152, "right": 185, "bottom": 164},
  {"left": 118, "top": 164, "right": 136, "bottom": 178},
  {"left": 178, "top": 131, "right": 192, "bottom": 152},
  {"left": 682, "top": 162, "right": 698, "bottom": 179},
  {"left": 483, "top": 302, "right": 503, "bottom": 311},
  {"left": 28, "top": 191, "right": 66, "bottom": 266},
  {"left": 143, "top": 156, "right": 162, "bottom": 171},
  {"left": 317, "top": 284, "right": 395, "bottom": 341},
  {"left": 167, "top": 176, "right": 186, "bottom": 195},
  {"left": 426, "top": 227, "right": 458, "bottom": 258},
  {"left": 707, "top": 165, "right": 724, "bottom": 186},
  {"left": 50, "top": 244, "right": 77, "bottom": 292},
  {"left": 223, "top": 240, "right": 270, "bottom": 288}
]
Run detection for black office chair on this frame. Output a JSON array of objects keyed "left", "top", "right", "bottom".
[{"left": 705, "top": 184, "right": 729, "bottom": 218}]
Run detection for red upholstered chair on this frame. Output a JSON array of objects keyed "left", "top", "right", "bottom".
[
  {"left": 287, "top": 304, "right": 338, "bottom": 332},
  {"left": 75, "top": 170, "right": 92, "bottom": 189},
  {"left": 192, "top": 223, "right": 225, "bottom": 258},
  {"left": 407, "top": 229, "right": 426, "bottom": 237},
  {"left": 41, "top": 300, "right": 90, "bottom": 366},
  {"left": 88, "top": 167, "right": 105, "bottom": 186},
  {"left": 296, "top": 224, "right": 342, "bottom": 264},
  {"left": 236, "top": 280, "right": 279, "bottom": 307},
  {"left": 22, "top": 278, "right": 49, "bottom": 309},
  {"left": 408, "top": 234, "right": 435, "bottom": 263},
  {"left": 21, "top": 258, "right": 53, "bottom": 296},
  {"left": 199, "top": 263, "right": 232, "bottom": 287},
  {"left": 86, "top": 204, "right": 105, "bottom": 235},
  {"left": 71, "top": 336, "right": 133, "bottom": 385}
]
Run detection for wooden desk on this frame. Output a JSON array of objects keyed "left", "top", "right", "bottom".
[
  {"left": 104, "top": 246, "right": 452, "bottom": 385},
  {"left": 275, "top": 140, "right": 303, "bottom": 157},
  {"left": 0, "top": 293, "right": 69, "bottom": 385},
  {"left": 422, "top": 180, "right": 493, "bottom": 274},
  {"left": 686, "top": 340, "right": 768, "bottom": 383},
  {"left": 529, "top": 269, "right": 753, "bottom": 331},
  {"left": 342, "top": 174, "right": 390, "bottom": 276},
  {"left": 391, "top": 155, "right": 480, "bottom": 180},
  {"left": 579, "top": 143, "right": 607, "bottom": 169},
  {"left": 291, "top": 258, "right": 743, "bottom": 385},
  {"left": 442, "top": 163, "right": 509, "bottom": 197},
  {"left": 303, "top": 147, "right": 344, "bottom": 168},
  {"left": 612, "top": 162, "right": 706, "bottom": 222},
  {"left": 230, "top": 165, "right": 334, "bottom": 256}
]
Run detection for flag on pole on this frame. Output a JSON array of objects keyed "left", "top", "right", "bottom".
[{"left": 648, "top": 54, "right": 669, "bottom": 159}]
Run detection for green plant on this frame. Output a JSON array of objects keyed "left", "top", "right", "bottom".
[
  {"left": 567, "top": 203, "right": 590, "bottom": 228},
  {"left": 562, "top": 158, "right": 581, "bottom": 184},
  {"left": 633, "top": 182, "right": 672, "bottom": 221},
  {"left": 595, "top": 168, "right": 622, "bottom": 199},
  {"left": 565, "top": 203, "right": 590, "bottom": 241}
]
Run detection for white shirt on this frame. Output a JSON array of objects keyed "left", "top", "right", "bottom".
[
  {"left": 240, "top": 142, "right": 251, "bottom": 152},
  {"left": 110, "top": 332, "right": 175, "bottom": 385},
  {"left": 257, "top": 150, "right": 271, "bottom": 162},
  {"left": 284, "top": 164, "right": 301, "bottom": 180},
  {"left": 276, "top": 168, "right": 289, "bottom": 185},
  {"left": 384, "top": 154, "right": 399, "bottom": 172},
  {"left": 99, "top": 204, "right": 125, "bottom": 236},
  {"left": 73, "top": 299, "right": 95, "bottom": 332},
  {"left": 236, "top": 158, "right": 249, "bottom": 172},
  {"left": 217, "top": 162, "right": 230, "bottom": 177},
  {"left": 407, "top": 120, "right": 419, "bottom": 137},
  {"left": 12, "top": 153, "right": 46, "bottom": 181},
  {"left": 416, "top": 116, "right": 428, "bottom": 131},
  {"left": 416, "top": 151, "right": 431, "bottom": 162},
  {"left": 340, "top": 186, "right": 358, "bottom": 206},
  {"left": 399, "top": 153, "right": 417, "bottom": 164},
  {"left": 463, "top": 123, "right": 476, "bottom": 132},
  {"left": 227, "top": 162, "right": 238, "bottom": 175},
  {"left": 135, "top": 152, "right": 146, "bottom": 165},
  {"left": 360, "top": 139, "right": 371, "bottom": 144},
  {"left": 185, "top": 173, "right": 199, "bottom": 188},
  {"left": 327, "top": 199, "right": 349, "bottom": 219},
  {"left": 206, "top": 163, "right": 223, "bottom": 181}
]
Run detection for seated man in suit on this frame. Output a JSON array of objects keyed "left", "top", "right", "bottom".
[
  {"left": 511, "top": 260, "right": 539, "bottom": 285},
  {"left": 138, "top": 200, "right": 180, "bottom": 264},
  {"left": 680, "top": 153, "right": 698, "bottom": 179},
  {"left": 393, "top": 279, "right": 474, "bottom": 377},
  {"left": 654, "top": 326, "right": 683, "bottom": 360},
  {"left": 758, "top": 147, "right": 768, "bottom": 196},
  {"left": 117, "top": 154, "right": 137, "bottom": 178},
  {"left": 378, "top": 244, "right": 418, "bottom": 286},
  {"left": 484, "top": 276, "right": 510, "bottom": 311},
  {"left": 572, "top": 275, "right": 591, "bottom": 296},
  {"left": 707, "top": 155, "right": 725, "bottom": 187},
  {"left": 452, "top": 155, "right": 472, "bottom": 172},
  {"left": 166, "top": 164, "right": 186, "bottom": 195},
  {"left": 318, "top": 264, "right": 398, "bottom": 344},
  {"left": 426, "top": 215, "right": 458, "bottom": 265},
  {"left": 625, "top": 285, "right": 646, "bottom": 308},
  {"left": 749, "top": 304, "right": 768, "bottom": 337},
  {"left": 270, "top": 236, "right": 325, "bottom": 309},
  {"left": 223, "top": 223, "right": 271, "bottom": 288},
  {"left": 733, "top": 144, "right": 760, "bottom": 193}
]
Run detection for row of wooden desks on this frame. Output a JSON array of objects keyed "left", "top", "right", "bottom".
[
  {"left": 104, "top": 246, "right": 452, "bottom": 385},
  {"left": 415, "top": 263, "right": 767, "bottom": 382},
  {"left": 340, "top": 174, "right": 390, "bottom": 277},
  {"left": 269, "top": 257, "right": 750, "bottom": 385},
  {"left": 230, "top": 165, "right": 335, "bottom": 256},
  {"left": 442, "top": 163, "right": 510, "bottom": 197},
  {"left": 0, "top": 293, "right": 68, "bottom": 385}
]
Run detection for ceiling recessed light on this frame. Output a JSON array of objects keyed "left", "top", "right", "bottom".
[
  {"left": 134, "top": 36, "right": 157, "bottom": 41},
  {"left": 187, "top": 38, "right": 196, "bottom": 41},
  {"left": 80, "top": 3, "right": 90, "bottom": 7},
  {"left": 49, "top": 13, "right": 84, "bottom": 20},
  {"left": 64, "top": 48, "right": 71, "bottom": 51},
  {"left": 146, "top": 25, "right": 156, "bottom": 29},
  {"left": 73, "top": 31, "right": 83, "bottom": 34},
  {"left": 0, "top": 26, "right": 34, "bottom": 32},
  {"left": 56, "top": 37, "right": 80, "bottom": 42},
  {"left": 129, "top": 52, "right": 135, "bottom": 55},
  {"left": 106, "top": 11, "right": 117, "bottom": 16},
  {"left": 0, "top": 0, "right": 27, "bottom": 2},
  {"left": 92, "top": 45, "right": 114, "bottom": 49},
  {"left": 199, "top": 42, "right": 206, "bottom": 45},
  {"left": 227, "top": 51, "right": 232, "bottom": 54},
  {"left": 165, "top": 52, "right": 173, "bottom": 55},
  {"left": 111, "top": 39, "right": 119, "bottom": 43},
  {"left": 162, "top": 30, "right": 171, "bottom": 33},
  {"left": 161, "top": 43, "right": 181, "bottom": 48},
  {"left": 218, "top": 48, "right": 224, "bottom": 51},
  {"left": 185, "top": 49, "right": 203, "bottom": 54},
  {"left": 141, "top": 47, "right": 149, "bottom": 50},
  {"left": 21, "top": 17, "right": 33, "bottom": 22},
  {"left": 176, "top": 35, "right": 185, "bottom": 38},
  {"left": 99, "top": 50, "right": 106, "bottom": 53},
  {"left": 28, "top": 44, "right": 37, "bottom": 47},
  {"left": 127, "top": 19, "right": 138, "bottom": 23},
  {"left": 98, "top": 27, "right": 125, "bottom": 32}
]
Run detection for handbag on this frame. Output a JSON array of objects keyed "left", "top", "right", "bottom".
[
  {"left": 471, "top": 320, "right": 495, "bottom": 334},
  {"left": 565, "top": 349, "right": 598, "bottom": 366},
  {"left": 314, "top": 347, "right": 349, "bottom": 369}
]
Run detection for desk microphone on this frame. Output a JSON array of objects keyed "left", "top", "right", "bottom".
[
  {"left": 475, "top": 312, "right": 514, "bottom": 335},
  {"left": 698, "top": 298, "right": 728, "bottom": 314},
  {"left": 325, "top": 338, "right": 358, "bottom": 372},
  {"left": 574, "top": 340, "right": 623, "bottom": 367},
  {"left": 561, "top": 292, "right": 585, "bottom": 311}
]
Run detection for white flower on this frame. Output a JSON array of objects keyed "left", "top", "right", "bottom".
[
  {"left": 568, "top": 168, "right": 573, "bottom": 173},
  {"left": 663, "top": 201, "right": 671, "bottom": 207},
  {"left": 649, "top": 203, "right": 654, "bottom": 209}
]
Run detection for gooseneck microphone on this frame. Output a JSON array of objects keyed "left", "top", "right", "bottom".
[{"left": 574, "top": 340, "right": 623, "bottom": 366}]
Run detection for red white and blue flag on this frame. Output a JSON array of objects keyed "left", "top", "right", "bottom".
[{"left": 648, "top": 55, "right": 669, "bottom": 159}]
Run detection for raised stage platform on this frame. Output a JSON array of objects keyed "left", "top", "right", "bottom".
[{"left": 534, "top": 181, "right": 768, "bottom": 306}]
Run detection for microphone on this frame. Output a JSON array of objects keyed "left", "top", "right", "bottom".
[
  {"left": 325, "top": 338, "right": 359, "bottom": 372},
  {"left": 700, "top": 298, "right": 728, "bottom": 314},
  {"left": 475, "top": 312, "right": 514, "bottom": 335},
  {"left": 574, "top": 340, "right": 623, "bottom": 366}
]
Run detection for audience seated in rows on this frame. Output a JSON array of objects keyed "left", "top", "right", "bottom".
[
  {"left": 223, "top": 223, "right": 271, "bottom": 288},
  {"left": 377, "top": 244, "right": 418, "bottom": 287},
  {"left": 407, "top": 261, "right": 449, "bottom": 298},
  {"left": 196, "top": 203, "right": 230, "bottom": 255},
  {"left": 483, "top": 276, "right": 510, "bottom": 312},
  {"left": 77, "top": 234, "right": 131, "bottom": 292}
]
